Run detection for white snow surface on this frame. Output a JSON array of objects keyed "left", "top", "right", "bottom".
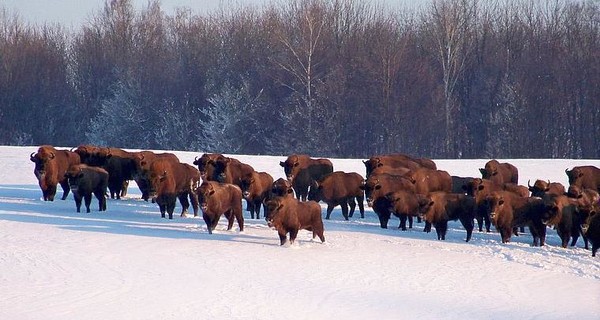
[{"left": 1, "top": 146, "right": 599, "bottom": 319}]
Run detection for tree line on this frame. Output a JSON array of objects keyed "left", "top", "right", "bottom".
[{"left": 1, "top": 0, "right": 598, "bottom": 159}]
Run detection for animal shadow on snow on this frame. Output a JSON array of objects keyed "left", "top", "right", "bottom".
[{"left": 0, "top": 184, "right": 273, "bottom": 245}]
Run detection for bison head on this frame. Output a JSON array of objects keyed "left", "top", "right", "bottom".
[
  {"left": 307, "top": 180, "right": 322, "bottom": 202},
  {"left": 265, "top": 198, "right": 284, "bottom": 227},
  {"left": 565, "top": 167, "right": 584, "bottom": 186},
  {"left": 280, "top": 155, "right": 300, "bottom": 182},
  {"left": 196, "top": 181, "right": 217, "bottom": 213},
  {"left": 64, "top": 165, "right": 85, "bottom": 194},
  {"left": 272, "top": 178, "right": 294, "bottom": 197},
  {"left": 528, "top": 179, "right": 550, "bottom": 197}
]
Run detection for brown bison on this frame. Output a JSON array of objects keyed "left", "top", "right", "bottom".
[
  {"left": 361, "top": 173, "right": 416, "bottom": 229},
  {"left": 542, "top": 194, "right": 587, "bottom": 249},
  {"left": 192, "top": 153, "right": 222, "bottom": 181},
  {"left": 279, "top": 154, "right": 333, "bottom": 201},
  {"left": 147, "top": 160, "right": 200, "bottom": 219},
  {"left": 464, "top": 178, "right": 528, "bottom": 233},
  {"left": 64, "top": 164, "right": 108, "bottom": 213},
  {"left": 308, "top": 171, "right": 365, "bottom": 220},
  {"left": 406, "top": 168, "right": 452, "bottom": 196},
  {"left": 479, "top": 159, "right": 519, "bottom": 185},
  {"left": 213, "top": 155, "right": 255, "bottom": 186},
  {"left": 566, "top": 166, "right": 600, "bottom": 192},
  {"left": 487, "top": 191, "right": 549, "bottom": 246},
  {"left": 385, "top": 190, "right": 430, "bottom": 231},
  {"left": 133, "top": 151, "right": 180, "bottom": 201},
  {"left": 265, "top": 197, "right": 325, "bottom": 246},
  {"left": 583, "top": 211, "right": 600, "bottom": 256},
  {"left": 419, "top": 192, "right": 476, "bottom": 242},
  {"left": 196, "top": 181, "right": 244, "bottom": 234},
  {"left": 363, "top": 153, "right": 436, "bottom": 177},
  {"left": 527, "top": 179, "right": 565, "bottom": 197},
  {"left": 75, "top": 146, "right": 137, "bottom": 199},
  {"left": 30, "top": 145, "right": 81, "bottom": 201},
  {"left": 565, "top": 185, "right": 600, "bottom": 221},
  {"left": 240, "top": 171, "right": 274, "bottom": 219}
]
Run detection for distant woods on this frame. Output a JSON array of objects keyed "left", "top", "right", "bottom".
[{"left": 0, "top": 0, "right": 598, "bottom": 158}]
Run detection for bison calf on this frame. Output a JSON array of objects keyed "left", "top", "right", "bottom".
[
  {"left": 196, "top": 181, "right": 244, "bottom": 234},
  {"left": 64, "top": 164, "right": 109, "bottom": 213},
  {"left": 265, "top": 197, "right": 325, "bottom": 246}
]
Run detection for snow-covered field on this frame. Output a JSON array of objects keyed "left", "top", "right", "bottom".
[{"left": 1, "top": 146, "right": 599, "bottom": 319}]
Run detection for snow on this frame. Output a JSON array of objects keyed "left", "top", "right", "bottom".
[{"left": 1, "top": 146, "right": 599, "bottom": 319}]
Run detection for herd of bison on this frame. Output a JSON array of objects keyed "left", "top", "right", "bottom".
[{"left": 28, "top": 144, "right": 600, "bottom": 256}]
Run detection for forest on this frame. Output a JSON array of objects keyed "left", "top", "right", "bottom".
[{"left": 0, "top": 0, "right": 598, "bottom": 159}]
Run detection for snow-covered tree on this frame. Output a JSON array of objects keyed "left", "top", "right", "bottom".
[{"left": 87, "top": 75, "right": 148, "bottom": 148}]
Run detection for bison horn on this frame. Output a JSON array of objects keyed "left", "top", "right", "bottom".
[
  {"left": 194, "top": 156, "right": 199, "bottom": 161},
  {"left": 50, "top": 152, "right": 55, "bottom": 159},
  {"left": 565, "top": 168, "right": 570, "bottom": 174},
  {"left": 527, "top": 179, "right": 532, "bottom": 188},
  {"left": 547, "top": 179, "right": 551, "bottom": 186},
  {"left": 30, "top": 152, "right": 36, "bottom": 160}
]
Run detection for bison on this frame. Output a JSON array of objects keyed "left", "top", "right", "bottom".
[
  {"left": 542, "top": 194, "right": 588, "bottom": 249},
  {"left": 464, "top": 178, "right": 529, "bottom": 233},
  {"left": 479, "top": 159, "right": 519, "bottom": 185},
  {"left": 133, "top": 151, "right": 180, "bottom": 201},
  {"left": 419, "top": 192, "right": 476, "bottom": 242},
  {"left": 487, "top": 191, "right": 549, "bottom": 246},
  {"left": 566, "top": 166, "right": 600, "bottom": 192},
  {"left": 361, "top": 173, "right": 416, "bottom": 229},
  {"left": 75, "top": 146, "right": 137, "bottom": 199},
  {"left": 30, "top": 145, "right": 81, "bottom": 201},
  {"left": 213, "top": 155, "right": 255, "bottom": 187},
  {"left": 196, "top": 181, "right": 244, "bottom": 234},
  {"left": 147, "top": 160, "right": 200, "bottom": 219},
  {"left": 527, "top": 179, "right": 565, "bottom": 197},
  {"left": 308, "top": 171, "right": 365, "bottom": 220},
  {"left": 279, "top": 154, "right": 333, "bottom": 201},
  {"left": 64, "top": 164, "right": 108, "bottom": 213},
  {"left": 363, "top": 153, "right": 436, "bottom": 177},
  {"left": 192, "top": 153, "right": 222, "bottom": 181},
  {"left": 240, "top": 171, "right": 274, "bottom": 219},
  {"left": 265, "top": 196, "right": 325, "bottom": 246},
  {"left": 406, "top": 168, "right": 452, "bottom": 196},
  {"left": 385, "top": 190, "right": 430, "bottom": 231}
]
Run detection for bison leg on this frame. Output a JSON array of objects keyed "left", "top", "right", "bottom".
[
  {"left": 84, "top": 193, "right": 93, "bottom": 213},
  {"left": 289, "top": 228, "right": 298, "bottom": 245},
  {"left": 59, "top": 180, "right": 70, "bottom": 200},
  {"left": 356, "top": 196, "right": 365, "bottom": 218},
  {"left": 398, "top": 214, "right": 408, "bottom": 231},
  {"left": 120, "top": 180, "right": 129, "bottom": 197},
  {"left": 278, "top": 231, "right": 287, "bottom": 246},
  {"left": 74, "top": 194, "right": 82, "bottom": 213},
  {"left": 592, "top": 243, "right": 598, "bottom": 257},
  {"left": 459, "top": 216, "right": 475, "bottom": 242},
  {"left": 235, "top": 209, "right": 244, "bottom": 232},
  {"left": 348, "top": 198, "right": 356, "bottom": 218},
  {"left": 167, "top": 200, "right": 176, "bottom": 220},
  {"left": 437, "top": 221, "right": 448, "bottom": 240},
  {"left": 158, "top": 203, "right": 167, "bottom": 218},
  {"left": 340, "top": 202, "right": 349, "bottom": 221},
  {"left": 178, "top": 194, "right": 190, "bottom": 217},
  {"left": 325, "top": 205, "right": 335, "bottom": 220},
  {"left": 190, "top": 192, "right": 199, "bottom": 217},
  {"left": 423, "top": 221, "right": 431, "bottom": 233},
  {"left": 376, "top": 210, "right": 390, "bottom": 229}
]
